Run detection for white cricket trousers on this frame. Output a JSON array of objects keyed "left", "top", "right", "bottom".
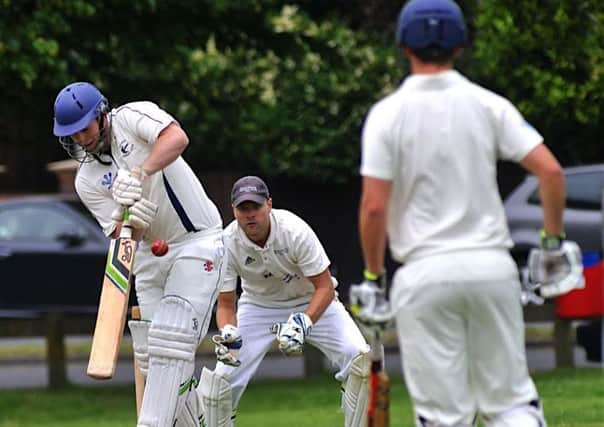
[
  {"left": 134, "top": 230, "right": 224, "bottom": 329},
  {"left": 214, "top": 299, "right": 369, "bottom": 409},
  {"left": 391, "top": 248, "right": 541, "bottom": 426}
]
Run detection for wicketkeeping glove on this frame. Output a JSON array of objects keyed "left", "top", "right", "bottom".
[
  {"left": 212, "top": 324, "right": 242, "bottom": 367},
  {"left": 349, "top": 270, "right": 392, "bottom": 331},
  {"left": 528, "top": 238, "right": 584, "bottom": 298},
  {"left": 271, "top": 312, "right": 313, "bottom": 356},
  {"left": 111, "top": 166, "right": 148, "bottom": 206}
]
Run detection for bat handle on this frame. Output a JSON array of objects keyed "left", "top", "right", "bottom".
[
  {"left": 370, "top": 329, "right": 384, "bottom": 362},
  {"left": 120, "top": 207, "right": 133, "bottom": 239}
]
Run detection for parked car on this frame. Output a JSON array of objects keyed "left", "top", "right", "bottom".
[
  {"left": 504, "top": 163, "right": 603, "bottom": 267},
  {"left": 0, "top": 195, "right": 111, "bottom": 312}
]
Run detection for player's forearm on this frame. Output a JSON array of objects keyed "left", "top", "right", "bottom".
[
  {"left": 537, "top": 171, "right": 565, "bottom": 235},
  {"left": 216, "top": 291, "right": 238, "bottom": 329},
  {"left": 359, "top": 205, "right": 387, "bottom": 275},
  {"left": 141, "top": 124, "right": 189, "bottom": 175},
  {"left": 520, "top": 144, "right": 566, "bottom": 235},
  {"left": 306, "top": 270, "right": 335, "bottom": 323}
]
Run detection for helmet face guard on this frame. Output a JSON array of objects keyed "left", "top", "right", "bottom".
[
  {"left": 57, "top": 118, "right": 110, "bottom": 163},
  {"left": 396, "top": 0, "right": 467, "bottom": 50},
  {"left": 53, "top": 82, "right": 109, "bottom": 162}
]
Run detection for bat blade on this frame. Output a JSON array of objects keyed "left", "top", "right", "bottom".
[
  {"left": 87, "top": 232, "right": 136, "bottom": 379},
  {"left": 367, "top": 328, "right": 390, "bottom": 427},
  {"left": 369, "top": 360, "right": 390, "bottom": 427}
]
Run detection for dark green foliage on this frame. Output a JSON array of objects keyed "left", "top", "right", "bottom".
[
  {"left": 0, "top": 1, "right": 603, "bottom": 190},
  {"left": 469, "top": 0, "right": 604, "bottom": 164}
]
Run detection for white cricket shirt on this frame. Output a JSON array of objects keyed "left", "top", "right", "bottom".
[
  {"left": 221, "top": 209, "right": 331, "bottom": 308},
  {"left": 361, "top": 70, "right": 542, "bottom": 263},
  {"left": 75, "top": 101, "right": 222, "bottom": 243}
]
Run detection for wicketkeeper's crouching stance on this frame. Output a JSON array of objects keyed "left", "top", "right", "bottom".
[{"left": 197, "top": 176, "right": 372, "bottom": 427}]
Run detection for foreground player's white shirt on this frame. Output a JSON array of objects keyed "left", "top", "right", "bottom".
[
  {"left": 75, "top": 101, "right": 222, "bottom": 243},
  {"left": 361, "top": 70, "right": 542, "bottom": 263},
  {"left": 221, "top": 209, "right": 331, "bottom": 308}
]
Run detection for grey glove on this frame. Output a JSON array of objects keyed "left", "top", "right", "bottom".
[
  {"left": 212, "top": 324, "right": 242, "bottom": 367},
  {"left": 527, "top": 240, "right": 584, "bottom": 298},
  {"left": 271, "top": 312, "right": 313, "bottom": 356},
  {"left": 349, "top": 271, "right": 392, "bottom": 330}
]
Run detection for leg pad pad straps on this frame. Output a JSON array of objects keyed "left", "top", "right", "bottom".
[
  {"left": 342, "top": 352, "right": 370, "bottom": 427},
  {"left": 128, "top": 319, "right": 150, "bottom": 376},
  {"left": 200, "top": 367, "right": 234, "bottom": 427}
]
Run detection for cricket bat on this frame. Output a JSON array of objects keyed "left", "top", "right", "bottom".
[
  {"left": 87, "top": 213, "right": 136, "bottom": 379},
  {"left": 368, "top": 329, "right": 390, "bottom": 427}
]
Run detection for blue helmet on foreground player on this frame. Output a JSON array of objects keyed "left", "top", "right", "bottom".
[
  {"left": 396, "top": 0, "right": 467, "bottom": 49},
  {"left": 53, "top": 82, "right": 110, "bottom": 162},
  {"left": 396, "top": 0, "right": 467, "bottom": 63}
]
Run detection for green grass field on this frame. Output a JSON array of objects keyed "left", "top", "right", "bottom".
[{"left": 0, "top": 368, "right": 602, "bottom": 426}]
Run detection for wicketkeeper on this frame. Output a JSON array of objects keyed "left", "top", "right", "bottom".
[{"left": 198, "top": 176, "right": 371, "bottom": 427}]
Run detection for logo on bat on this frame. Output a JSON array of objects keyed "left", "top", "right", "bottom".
[{"left": 120, "top": 240, "right": 134, "bottom": 263}]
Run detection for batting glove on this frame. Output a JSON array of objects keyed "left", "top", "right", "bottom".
[
  {"left": 272, "top": 312, "right": 313, "bottom": 356},
  {"left": 527, "top": 236, "right": 584, "bottom": 298},
  {"left": 349, "top": 270, "right": 392, "bottom": 331},
  {"left": 128, "top": 198, "right": 158, "bottom": 230},
  {"left": 111, "top": 167, "right": 148, "bottom": 206},
  {"left": 212, "top": 324, "right": 242, "bottom": 367}
]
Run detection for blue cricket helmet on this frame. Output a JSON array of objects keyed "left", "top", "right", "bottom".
[
  {"left": 395, "top": 0, "right": 467, "bottom": 50},
  {"left": 53, "top": 82, "right": 108, "bottom": 137}
]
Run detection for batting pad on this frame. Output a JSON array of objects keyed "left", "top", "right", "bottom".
[
  {"left": 137, "top": 295, "right": 201, "bottom": 427},
  {"left": 174, "top": 385, "right": 204, "bottom": 427},
  {"left": 342, "top": 352, "right": 370, "bottom": 427},
  {"left": 128, "top": 319, "right": 150, "bottom": 376},
  {"left": 199, "top": 367, "right": 233, "bottom": 427}
]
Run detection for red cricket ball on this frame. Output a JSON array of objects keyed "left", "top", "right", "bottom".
[{"left": 151, "top": 239, "right": 169, "bottom": 257}]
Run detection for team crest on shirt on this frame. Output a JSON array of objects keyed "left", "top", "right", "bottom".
[
  {"left": 101, "top": 171, "right": 114, "bottom": 189},
  {"left": 203, "top": 260, "right": 214, "bottom": 272},
  {"left": 119, "top": 140, "right": 134, "bottom": 156}
]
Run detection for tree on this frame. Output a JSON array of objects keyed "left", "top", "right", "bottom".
[{"left": 469, "top": 0, "right": 604, "bottom": 164}]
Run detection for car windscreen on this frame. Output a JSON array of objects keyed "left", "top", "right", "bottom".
[
  {"left": 0, "top": 203, "right": 95, "bottom": 242},
  {"left": 528, "top": 171, "right": 603, "bottom": 210}
]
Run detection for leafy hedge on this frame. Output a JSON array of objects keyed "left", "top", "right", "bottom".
[{"left": 1, "top": 0, "right": 603, "bottom": 190}]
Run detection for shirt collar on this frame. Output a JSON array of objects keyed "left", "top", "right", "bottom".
[{"left": 400, "top": 69, "right": 466, "bottom": 92}]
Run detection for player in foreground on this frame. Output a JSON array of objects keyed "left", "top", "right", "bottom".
[
  {"left": 199, "top": 175, "right": 370, "bottom": 427},
  {"left": 52, "top": 82, "right": 223, "bottom": 426},
  {"left": 350, "top": 1, "right": 582, "bottom": 426}
]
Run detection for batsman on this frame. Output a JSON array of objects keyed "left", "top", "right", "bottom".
[
  {"left": 350, "top": 1, "right": 583, "bottom": 426},
  {"left": 52, "top": 82, "right": 224, "bottom": 426}
]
